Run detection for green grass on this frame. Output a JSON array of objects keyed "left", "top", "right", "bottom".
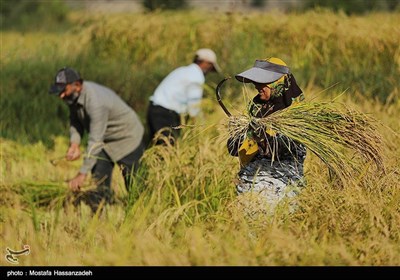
[{"left": 1, "top": 9, "right": 399, "bottom": 266}]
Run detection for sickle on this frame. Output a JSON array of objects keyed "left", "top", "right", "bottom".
[{"left": 216, "top": 77, "right": 232, "bottom": 117}]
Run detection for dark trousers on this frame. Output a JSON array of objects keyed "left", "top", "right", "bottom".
[
  {"left": 82, "top": 141, "right": 145, "bottom": 212},
  {"left": 147, "top": 102, "right": 180, "bottom": 145}
]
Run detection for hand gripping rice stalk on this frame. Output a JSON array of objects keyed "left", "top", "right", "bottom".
[{"left": 217, "top": 78, "right": 385, "bottom": 186}]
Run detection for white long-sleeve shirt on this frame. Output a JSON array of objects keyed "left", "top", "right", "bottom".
[{"left": 149, "top": 63, "right": 205, "bottom": 117}]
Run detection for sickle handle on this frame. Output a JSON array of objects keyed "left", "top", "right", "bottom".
[{"left": 216, "top": 77, "right": 232, "bottom": 117}]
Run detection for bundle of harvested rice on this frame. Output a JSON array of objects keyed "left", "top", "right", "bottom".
[
  {"left": 14, "top": 181, "right": 99, "bottom": 209},
  {"left": 227, "top": 100, "right": 384, "bottom": 186},
  {"left": 16, "top": 181, "right": 69, "bottom": 208}
]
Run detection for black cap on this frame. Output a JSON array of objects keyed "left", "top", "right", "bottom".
[{"left": 49, "top": 67, "right": 81, "bottom": 95}]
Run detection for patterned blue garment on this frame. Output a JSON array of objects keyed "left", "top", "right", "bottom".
[{"left": 236, "top": 138, "right": 306, "bottom": 211}]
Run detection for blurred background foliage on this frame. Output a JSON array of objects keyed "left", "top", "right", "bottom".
[
  {"left": 142, "top": 0, "right": 188, "bottom": 11},
  {"left": 1, "top": 1, "right": 399, "bottom": 147},
  {"left": 303, "top": 0, "right": 400, "bottom": 14},
  {"left": 2, "top": 0, "right": 400, "bottom": 29},
  {"left": 0, "top": 0, "right": 71, "bottom": 31}
]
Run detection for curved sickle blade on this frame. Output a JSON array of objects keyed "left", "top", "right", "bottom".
[{"left": 216, "top": 77, "right": 232, "bottom": 117}]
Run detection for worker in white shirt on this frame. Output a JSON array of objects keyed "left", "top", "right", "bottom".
[{"left": 147, "top": 48, "right": 221, "bottom": 145}]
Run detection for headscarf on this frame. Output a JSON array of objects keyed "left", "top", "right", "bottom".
[
  {"left": 250, "top": 73, "right": 303, "bottom": 118},
  {"left": 245, "top": 57, "right": 303, "bottom": 118}
]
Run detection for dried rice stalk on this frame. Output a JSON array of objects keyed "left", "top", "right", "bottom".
[{"left": 227, "top": 100, "right": 385, "bottom": 185}]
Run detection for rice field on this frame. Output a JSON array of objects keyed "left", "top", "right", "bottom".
[{"left": 1, "top": 9, "right": 399, "bottom": 266}]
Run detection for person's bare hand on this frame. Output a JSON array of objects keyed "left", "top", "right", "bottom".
[
  {"left": 66, "top": 143, "right": 81, "bottom": 161},
  {"left": 68, "top": 173, "right": 86, "bottom": 192}
]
